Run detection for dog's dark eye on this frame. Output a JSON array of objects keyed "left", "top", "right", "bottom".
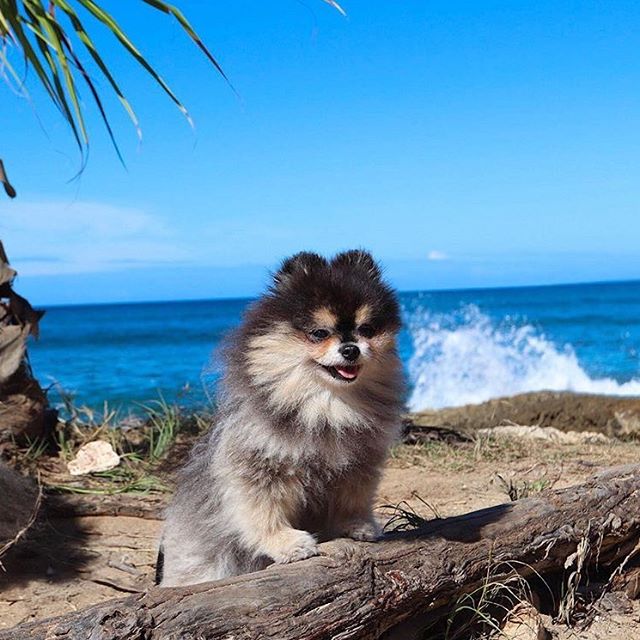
[
  {"left": 358, "top": 324, "right": 375, "bottom": 338},
  {"left": 309, "top": 328, "right": 331, "bottom": 341}
]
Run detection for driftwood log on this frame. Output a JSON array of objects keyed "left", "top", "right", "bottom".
[{"left": 2, "top": 464, "right": 639, "bottom": 640}]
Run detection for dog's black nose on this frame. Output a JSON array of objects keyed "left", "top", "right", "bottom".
[{"left": 339, "top": 343, "right": 360, "bottom": 361}]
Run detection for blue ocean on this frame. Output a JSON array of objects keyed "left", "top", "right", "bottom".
[{"left": 28, "top": 280, "right": 640, "bottom": 415}]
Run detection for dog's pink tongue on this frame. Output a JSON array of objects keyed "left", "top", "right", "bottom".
[{"left": 336, "top": 366, "right": 358, "bottom": 380}]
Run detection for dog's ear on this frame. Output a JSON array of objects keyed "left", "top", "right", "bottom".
[
  {"left": 332, "top": 250, "right": 382, "bottom": 280},
  {"left": 273, "top": 252, "right": 327, "bottom": 288}
]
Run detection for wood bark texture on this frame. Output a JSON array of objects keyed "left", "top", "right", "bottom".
[{"left": 1, "top": 464, "right": 639, "bottom": 640}]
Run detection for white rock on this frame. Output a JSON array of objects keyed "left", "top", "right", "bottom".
[
  {"left": 67, "top": 440, "right": 120, "bottom": 476},
  {"left": 501, "top": 602, "right": 550, "bottom": 640}
]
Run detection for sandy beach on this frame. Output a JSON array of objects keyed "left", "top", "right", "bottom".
[{"left": 2, "top": 390, "right": 640, "bottom": 638}]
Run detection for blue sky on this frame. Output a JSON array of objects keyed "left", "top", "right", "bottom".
[{"left": 1, "top": 0, "right": 640, "bottom": 304}]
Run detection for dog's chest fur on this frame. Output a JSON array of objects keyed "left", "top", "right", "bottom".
[{"left": 217, "top": 404, "right": 392, "bottom": 504}]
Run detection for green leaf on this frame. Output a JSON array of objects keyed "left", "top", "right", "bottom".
[
  {"left": 140, "top": 0, "right": 233, "bottom": 87},
  {"left": 1, "top": 3, "right": 63, "bottom": 114},
  {"left": 322, "top": 0, "right": 346, "bottom": 16},
  {"left": 59, "top": 28, "right": 126, "bottom": 164},
  {"left": 0, "top": 0, "right": 240, "bottom": 164},
  {"left": 54, "top": 0, "right": 142, "bottom": 140},
  {"left": 74, "top": 0, "right": 193, "bottom": 125},
  {"left": 27, "top": 1, "right": 89, "bottom": 145},
  {"left": 19, "top": 2, "right": 85, "bottom": 154}
]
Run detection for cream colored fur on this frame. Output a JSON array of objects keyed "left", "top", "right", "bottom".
[{"left": 158, "top": 302, "right": 404, "bottom": 587}]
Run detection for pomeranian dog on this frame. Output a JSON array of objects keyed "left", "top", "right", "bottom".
[{"left": 156, "top": 250, "right": 405, "bottom": 587}]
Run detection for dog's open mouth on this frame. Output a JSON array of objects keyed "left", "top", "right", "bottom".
[{"left": 322, "top": 364, "right": 361, "bottom": 382}]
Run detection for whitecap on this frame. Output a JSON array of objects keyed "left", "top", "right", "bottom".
[{"left": 406, "top": 304, "right": 640, "bottom": 411}]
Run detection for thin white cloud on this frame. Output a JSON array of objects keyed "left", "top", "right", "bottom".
[
  {"left": 0, "top": 200, "right": 192, "bottom": 276},
  {"left": 427, "top": 249, "right": 448, "bottom": 261}
]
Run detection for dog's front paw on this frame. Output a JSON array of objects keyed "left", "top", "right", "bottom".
[
  {"left": 269, "top": 529, "right": 319, "bottom": 564},
  {"left": 341, "top": 520, "right": 381, "bottom": 542}
]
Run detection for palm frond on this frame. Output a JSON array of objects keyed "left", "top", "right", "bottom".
[
  {"left": 0, "top": 0, "right": 228, "bottom": 162},
  {"left": 0, "top": 0, "right": 345, "bottom": 165},
  {"left": 322, "top": 0, "right": 346, "bottom": 16}
]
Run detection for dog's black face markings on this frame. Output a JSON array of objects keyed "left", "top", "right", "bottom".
[
  {"left": 233, "top": 249, "right": 402, "bottom": 394},
  {"left": 334, "top": 321, "right": 356, "bottom": 344},
  {"left": 256, "top": 249, "right": 401, "bottom": 338}
]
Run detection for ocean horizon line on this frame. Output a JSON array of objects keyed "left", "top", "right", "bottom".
[
  {"left": 28, "top": 279, "right": 640, "bottom": 412},
  {"left": 35, "top": 276, "right": 640, "bottom": 310}
]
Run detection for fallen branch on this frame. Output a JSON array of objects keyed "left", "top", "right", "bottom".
[{"left": 2, "top": 464, "right": 639, "bottom": 640}]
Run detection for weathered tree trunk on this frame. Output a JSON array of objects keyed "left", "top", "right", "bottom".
[
  {"left": 0, "top": 241, "right": 51, "bottom": 444},
  {"left": 2, "top": 464, "right": 639, "bottom": 640}
]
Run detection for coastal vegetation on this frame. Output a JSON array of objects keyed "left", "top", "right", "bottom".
[
  {"left": 0, "top": 0, "right": 227, "bottom": 162},
  {"left": 1, "top": 2, "right": 640, "bottom": 639},
  {"left": 0, "top": 1, "right": 229, "bottom": 450}
]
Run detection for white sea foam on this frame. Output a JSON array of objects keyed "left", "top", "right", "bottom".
[{"left": 407, "top": 304, "right": 640, "bottom": 411}]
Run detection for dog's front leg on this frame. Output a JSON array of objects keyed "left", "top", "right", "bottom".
[
  {"left": 222, "top": 472, "right": 319, "bottom": 564},
  {"left": 330, "top": 469, "right": 382, "bottom": 542}
]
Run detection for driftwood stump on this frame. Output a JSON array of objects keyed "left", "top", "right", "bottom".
[
  {"left": 1, "top": 463, "right": 639, "bottom": 640},
  {"left": 0, "top": 241, "right": 51, "bottom": 444}
]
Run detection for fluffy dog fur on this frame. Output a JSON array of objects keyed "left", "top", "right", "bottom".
[{"left": 157, "top": 250, "right": 405, "bottom": 587}]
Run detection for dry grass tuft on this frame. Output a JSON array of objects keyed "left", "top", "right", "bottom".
[
  {"left": 3, "top": 392, "right": 211, "bottom": 496},
  {"left": 381, "top": 494, "right": 441, "bottom": 533},
  {"left": 436, "top": 559, "right": 554, "bottom": 640}
]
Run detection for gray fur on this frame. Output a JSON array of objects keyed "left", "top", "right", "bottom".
[{"left": 158, "top": 251, "right": 405, "bottom": 587}]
